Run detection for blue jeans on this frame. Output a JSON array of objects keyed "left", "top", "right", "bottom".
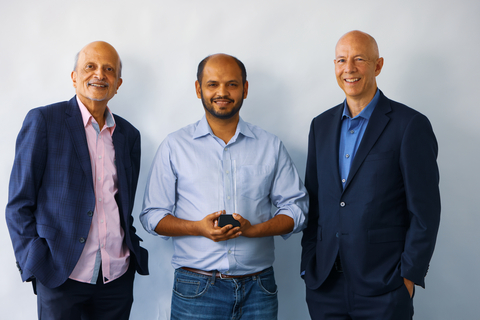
[{"left": 171, "top": 267, "right": 278, "bottom": 320}]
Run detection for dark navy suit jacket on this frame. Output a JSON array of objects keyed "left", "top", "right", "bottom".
[
  {"left": 301, "top": 90, "right": 440, "bottom": 296},
  {"left": 6, "top": 96, "right": 148, "bottom": 289}
]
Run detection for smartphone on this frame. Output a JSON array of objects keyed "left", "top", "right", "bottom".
[{"left": 218, "top": 214, "right": 240, "bottom": 228}]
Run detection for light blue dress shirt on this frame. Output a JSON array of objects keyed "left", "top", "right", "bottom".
[
  {"left": 339, "top": 89, "right": 380, "bottom": 189},
  {"left": 140, "top": 116, "right": 308, "bottom": 275}
]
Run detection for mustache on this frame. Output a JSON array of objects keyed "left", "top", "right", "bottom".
[{"left": 211, "top": 96, "right": 234, "bottom": 103}]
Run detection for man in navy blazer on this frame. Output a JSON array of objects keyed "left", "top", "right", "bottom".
[
  {"left": 301, "top": 31, "right": 440, "bottom": 319},
  {"left": 6, "top": 41, "right": 148, "bottom": 320}
]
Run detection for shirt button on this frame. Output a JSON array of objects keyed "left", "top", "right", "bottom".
[
  {"left": 87, "top": 211, "right": 93, "bottom": 217},
  {"left": 350, "top": 130, "right": 355, "bottom": 134},
  {"left": 98, "top": 198, "right": 102, "bottom": 202},
  {"left": 98, "top": 155, "right": 102, "bottom": 159},
  {"left": 345, "top": 154, "right": 350, "bottom": 158},
  {"left": 98, "top": 177, "right": 101, "bottom": 181},
  {"left": 342, "top": 179, "right": 346, "bottom": 183},
  {"left": 79, "top": 237, "right": 86, "bottom": 243},
  {"left": 228, "top": 250, "right": 232, "bottom": 254},
  {"left": 224, "top": 148, "right": 228, "bottom": 151},
  {"left": 340, "top": 202, "right": 346, "bottom": 207},
  {"left": 226, "top": 170, "right": 229, "bottom": 174},
  {"left": 227, "top": 196, "right": 231, "bottom": 200},
  {"left": 100, "top": 219, "right": 104, "bottom": 223},
  {"left": 336, "top": 232, "right": 340, "bottom": 238}
]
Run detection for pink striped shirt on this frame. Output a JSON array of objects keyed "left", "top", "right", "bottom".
[{"left": 69, "top": 97, "right": 130, "bottom": 284}]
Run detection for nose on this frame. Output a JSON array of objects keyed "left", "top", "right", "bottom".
[
  {"left": 217, "top": 84, "right": 229, "bottom": 97},
  {"left": 344, "top": 59, "right": 356, "bottom": 73},
  {"left": 94, "top": 68, "right": 106, "bottom": 80}
]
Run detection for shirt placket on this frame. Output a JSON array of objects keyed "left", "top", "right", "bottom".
[
  {"left": 96, "top": 129, "right": 109, "bottom": 282},
  {"left": 222, "top": 145, "right": 237, "bottom": 274}
]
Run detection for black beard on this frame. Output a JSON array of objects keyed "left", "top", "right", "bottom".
[{"left": 201, "top": 92, "right": 243, "bottom": 120}]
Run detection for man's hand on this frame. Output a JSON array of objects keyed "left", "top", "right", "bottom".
[
  {"left": 197, "top": 211, "right": 242, "bottom": 242},
  {"left": 154, "top": 211, "right": 241, "bottom": 242},
  {"left": 403, "top": 278, "right": 414, "bottom": 298},
  {"left": 232, "top": 213, "right": 255, "bottom": 237},
  {"left": 232, "top": 213, "right": 294, "bottom": 238}
]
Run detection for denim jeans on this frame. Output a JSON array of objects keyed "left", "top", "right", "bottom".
[{"left": 171, "top": 267, "right": 278, "bottom": 320}]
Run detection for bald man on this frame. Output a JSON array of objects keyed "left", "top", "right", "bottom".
[
  {"left": 6, "top": 41, "right": 148, "bottom": 320},
  {"left": 301, "top": 31, "right": 440, "bottom": 319},
  {"left": 140, "top": 53, "right": 308, "bottom": 320}
]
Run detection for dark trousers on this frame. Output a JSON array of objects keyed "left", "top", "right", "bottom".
[
  {"left": 306, "top": 266, "right": 414, "bottom": 320},
  {"left": 36, "top": 265, "right": 135, "bottom": 320}
]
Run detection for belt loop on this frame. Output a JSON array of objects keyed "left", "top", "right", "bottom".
[{"left": 211, "top": 270, "right": 217, "bottom": 285}]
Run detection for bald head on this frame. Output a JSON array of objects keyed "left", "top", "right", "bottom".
[
  {"left": 334, "top": 30, "right": 384, "bottom": 113},
  {"left": 197, "top": 53, "right": 247, "bottom": 86},
  {"left": 74, "top": 41, "right": 122, "bottom": 78},
  {"left": 336, "top": 30, "right": 379, "bottom": 60}
]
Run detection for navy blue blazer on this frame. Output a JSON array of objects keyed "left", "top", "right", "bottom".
[
  {"left": 6, "top": 96, "right": 148, "bottom": 289},
  {"left": 301, "top": 91, "right": 440, "bottom": 296}
]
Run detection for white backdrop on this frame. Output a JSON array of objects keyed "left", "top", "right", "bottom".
[{"left": 1, "top": 1, "right": 479, "bottom": 319}]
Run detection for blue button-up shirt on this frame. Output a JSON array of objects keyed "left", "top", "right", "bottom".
[
  {"left": 140, "top": 116, "right": 308, "bottom": 275},
  {"left": 339, "top": 90, "right": 380, "bottom": 188}
]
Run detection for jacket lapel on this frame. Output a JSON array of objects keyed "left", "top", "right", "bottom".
[
  {"left": 64, "top": 96, "right": 94, "bottom": 193},
  {"left": 343, "top": 92, "right": 391, "bottom": 191},
  {"left": 112, "top": 126, "right": 129, "bottom": 224},
  {"left": 326, "top": 105, "right": 344, "bottom": 193}
]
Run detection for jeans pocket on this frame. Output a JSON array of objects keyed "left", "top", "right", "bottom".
[
  {"left": 256, "top": 273, "right": 278, "bottom": 295},
  {"left": 173, "top": 271, "right": 210, "bottom": 298}
]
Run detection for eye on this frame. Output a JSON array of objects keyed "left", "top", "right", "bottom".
[
  {"left": 106, "top": 67, "right": 114, "bottom": 72},
  {"left": 85, "top": 64, "right": 94, "bottom": 69},
  {"left": 229, "top": 83, "right": 238, "bottom": 87},
  {"left": 336, "top": 59, "right": 345, "bottom": 63}
]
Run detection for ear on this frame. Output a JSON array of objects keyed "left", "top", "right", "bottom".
[
  {"left": 195, "top": 80, "right": 202, "bottom": 99},
  {"left": 375, "top": 57, "right": 384, "bottom": 76},
  {"left": 243, "top": 81, "right": 249, "bottom": 99},
  {"left": 71, "top": 71, "right": 77, "bottom": 88},
  {"left": 116, "top": 78, "right": 123, "bottom": 93}
]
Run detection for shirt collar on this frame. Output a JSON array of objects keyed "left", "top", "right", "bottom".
[
  {"left": 193, "top": 115, "right": 255, "bottom": 141},
  {"left": 342, "top": 89, "right": 380, "bottom": 120},
  {"left": 76, "top": 95, "right": 116, "bottom": 135}
]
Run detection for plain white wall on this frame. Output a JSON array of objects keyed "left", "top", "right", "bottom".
[{"left": 1, "top": 0, "right": 479, "bottom": 319}]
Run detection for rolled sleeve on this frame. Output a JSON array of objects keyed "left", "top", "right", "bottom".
[
  {"left": 140, "top": 139, "right": 177, "bottom": 239},
  {"left": 271, "top": 142, "right": 309, "bottom": 239}
]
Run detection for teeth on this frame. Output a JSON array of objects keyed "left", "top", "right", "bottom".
[
  {"left": 345, "top": 78, "right": 359, "bottom": 83},
  {"left": 90, "top": 84, "right": 107, "bottom": 87}
]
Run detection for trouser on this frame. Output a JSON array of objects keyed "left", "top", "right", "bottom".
[
  {"left": 171, "top": 266, "right": 278, "bottom": 320},
  {"left": 36, "top": 264, "right": 135, "bottom": 320},
  {"left": 306, "top": 265, "right": 414, "bottom": 320}
]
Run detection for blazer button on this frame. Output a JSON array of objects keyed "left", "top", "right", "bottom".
[
  {"left": 79, "top": 237, "right": 86, "bottom": 243},
  {"left": 340, "top": 202, "right": 346, "bottom": 207},
  {"left": 87, "top": 211, "right": 93, "bottom": 217}
]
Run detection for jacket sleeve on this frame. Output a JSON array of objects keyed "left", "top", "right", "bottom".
[
  {"left": 5, "top": 109, "right": 47, "bottom": 282},
  {"left": 301, "top": 119, "right": 319, "bottom": 275},
  {"left": 399, "top": 113, "right": 441, "bottom": 288}
]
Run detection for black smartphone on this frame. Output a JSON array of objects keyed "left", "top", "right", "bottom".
[{"left": 218, "top": 214, "right": 240, "bottom": 228}]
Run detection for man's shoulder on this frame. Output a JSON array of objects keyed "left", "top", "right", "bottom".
[
  {"left": 241, "top": 119, "right": 280, "bottom": 144},
  {"left": 112, "top": 113, "right": 139, "bottom": 135},
  {"left": 379, "top": 93, "right": 430, "bottom": 122},
  {"left": 24, "top": 98, "right": 75, "bottom": 124},
  {"left": 312, "top": 103, "right": 343, "bottom": 124}
]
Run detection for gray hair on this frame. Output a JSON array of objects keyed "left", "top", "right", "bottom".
[{"left": 73, "top": 51, "right": 123, "bottom": 78}]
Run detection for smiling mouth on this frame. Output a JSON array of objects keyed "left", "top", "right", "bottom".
[
  {"left": 212, "top": 98, "right": 234, "bottom": 106},
  {"left": 88, "top": 83, "right": 109, "bottom": 88},
  {"left": 345, "top": 78, "right": 360, "bottom": 83}
]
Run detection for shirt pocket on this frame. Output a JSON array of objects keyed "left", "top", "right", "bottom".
[{"left": 238, "top": 165, "right": 272, "bottom": 200}]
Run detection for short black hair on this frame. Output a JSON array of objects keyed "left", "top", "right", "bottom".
[{"left": 197, "top": 54, "right": 247, "bottom": 86}]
